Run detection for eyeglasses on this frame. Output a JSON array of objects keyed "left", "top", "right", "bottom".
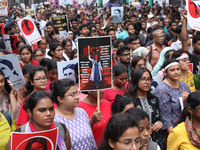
[
  {"left": 64, "top": 91, "right": 79, "bottom": 98},
  {"left": 117, "top": 138, "right": 143, "bottom": 149},
  {"left": 121, "top": 53, "right": 130, "bottom": 57},
  {"left": 33, "top": 77, "right": 47, "bottom": 82},
  {"left": 55, "top": 49, "right": 64, "bottom": 53},
  {"left": 140, "top": 77, "right": 152, "bottom": 83}
]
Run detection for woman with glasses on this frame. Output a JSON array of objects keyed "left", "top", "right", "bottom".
[
  {"left": 126, "top": 108, "right": 161, "bottom": 150},
  {"left": 171, "top": 50, "right": 196, "bottom": 92},
  {"left": 19, "top": 45, "right": 40, "bottom": 69},
  {"left": 154, "top": 59, "right": 190, "bottom": 148},
  {"left": 52, "top": 79, "right": 97, "bottom": 150},
  {"left": 62, "top": 39, "right": 73, "bottom": 61},
  {"left": 33, "top": 48, "right": 45, "bottom": 63},
  {"left": 126, "top": 68, "right": 162, "bottom": 142},
  {"left": 99, "top": 112, "right": 141, "bottom": 150},
  {"left": 16, "top": 66, "right": 48, "bottom": 126},
  {"left": 48, "top": 42, "right": 64, "bottom": 62}
]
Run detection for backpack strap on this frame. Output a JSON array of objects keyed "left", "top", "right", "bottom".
[
  {"left": 54, "top": 121, "right": 66, "bottom": 142},
  {"left": 2, "top": 112, "right": 12, "bottom": 127}
]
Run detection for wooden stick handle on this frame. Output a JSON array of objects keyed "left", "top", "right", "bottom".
[{"left": 97, "top": 90, "right": 100, "bottom": 126}]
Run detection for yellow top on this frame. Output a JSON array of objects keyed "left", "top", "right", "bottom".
[
  {"left": 179, "top": 70, "right": 196, "bottom": 92},
  {"left": 0, "top": 113, "right": 16, "bottom": 150},
  {"left": 167, "top": 122, "right": 199, "bottom": 150}
]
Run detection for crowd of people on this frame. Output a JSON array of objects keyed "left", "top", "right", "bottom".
[{"left": 0, "top": 1, "right": 200, "bottom": 150}]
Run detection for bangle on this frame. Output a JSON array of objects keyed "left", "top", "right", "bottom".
[{"left": 90, "top": 118, "right": 95, "bottom": 124}]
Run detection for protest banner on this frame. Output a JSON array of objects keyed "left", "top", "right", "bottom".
[
  {"left": 187, "top": 0, "right": 200, "bottom": 31},
  {"left": 0, "top": 54, "right": 25, "bottom": 89},
  {"left": 0, "top": 0, "right": 7, "bottom": 16},
  {"left": 111, "top": 7, "right": 124, "bottom": 23},
  {"left": 0, "top": 24, "right": 4, "bottom": 37},
  {"left": 52, "top": 15, "right": 69, "bottom": 39},
  {"left": 11, "top": 128, "right": 58, "bottom": 150},
  {"left": 17, "top": 16, "right": 42, "bottom": 45},
  {"left": 78, "top": 36, "right": 112, "bottom": 91},
  {"left": 25, "top": 9, "right": 35, "bottom": 18},
  {"left": 57, "top": 59, "right": 78, "bottom": 82},
  {"left": 59, "top": 0, "right": 72, "bottom": 6},
  {"left": 3, "top": 34, "right": 18, "bottom": 53}
]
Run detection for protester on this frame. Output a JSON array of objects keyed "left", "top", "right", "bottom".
[
  {"left": 52, "top": 79, "right": 97, "bottom": 150},
  {"left": 79, "top": 90, "right": 112, "bottom": 146},
  {"left": 103, "top": 64, "right": 128, "bottom": 104},
  {"left": 126, "top": 108, "right": 161, "bottom": 150},
  {"left": 155, "top": 59, "right": 190, "bottom": 148},
  {"left": 6, "top": 91, "right": 71, "bottom": 150},
  {"left": 19, "top": 45, "right": 40, "bottom": 69},
  {"left": 16, "top": 66, "right": 48, "bottom": 126},
  {"left": 171, "top": 50, "right": 196, "bottom": 92},
  {"left": 33, "top": 48, "right": 45, "bottom": 62},
  {"left": 0, "top": 112, "right": 16, "bottom": 150},
  {"left": 111, "top": 94, "right": 134, "bottom": 115},
  {"left": 48, "top": 42, "right": 64, "bottom": 62},
  {"left": 99, "top": 113, "right": 141, "bottom": 150}
]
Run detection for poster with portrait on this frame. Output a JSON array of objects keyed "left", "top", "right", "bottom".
[
  {"left": 3, "top": 34, "right": 18, "bottom": 53},
  {"left": 187, "top": 0, "right": 200, "bottom": 31},
  {"left": 78, "top": 36, "right": 112, "bottom": 91},
  {"left": 17, "top": 16, "right": 42, "bottom": 45},
  {"left": 111, "top": 7, "right": 124, "bottom": 23},
  {"left": 0, "top": 23, "right": 4, "bottom": 37},
  {"left": 25, "top": 9, "right": 35, "bottom": 18},
  {"left": 57, "top": 59, "right": 78, "bottom": 82},
  {"left": 52, "top": 15, "right": 69, "bottom": 39},
  {"left": 0, "top": 0, "right": 7, "bottom": 16},
  {"left": 11, "top": 128, "right": 58, "bottom": 150},
  {"left": 59, "top": 0, "right": 72, "bottom": 6},
  {"left": 98, "top": 8, "right": 105, "bottom": 17},
  {"left": 0, "top": 54, "right": 25, "bottom": 89}
]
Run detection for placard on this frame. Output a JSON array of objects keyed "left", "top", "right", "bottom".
[
  {"left": 0, "top": 23, "right": 4, "bottom": 37},
  {"left": 52, "top": 15, "right": 69, "bottom": 39},
  {"left": 57, "top": 59, "right": 78, "bottom": 82},
  {"left": 111, "top": 7, "right": 124, "bottom": 23},
  {"left": 25, "top": 9, "right": 35, "bottom": 18},
  {"left": 3, "top": 34, "right": 18, "bottom": 53},
  {"left": 11, "top": 128, "right": 58, "bottom": 150},
  {"left": 187, "top": 0, "right": 200, "bottom": 31},
  {"left": 78, "top": 36, "right": 112, "bottom": 91},
  {"left": 59, "top": 0, "right": 72, "bottom": 6},
  {"left": 17, "top": 16, "right": 42, "bottom": 45},
  {"left": 98, "top": 8, "right": 105, "bottom": 17},
  {"left": 0, "top": 54, "right": 25, "bottom": 89},
  {"left": 0, "top": 0, "right": 8, "bottom": 16}
]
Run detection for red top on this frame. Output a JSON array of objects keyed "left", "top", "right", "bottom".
[
  {"left": 78, "top": 99, "right": 112, "bottom": 146},
  {"left": 103, "top": 88, "right": 125, "bottom": 104},
  {"left": 19, "top": 59, "right": 40, "bottom": 69},
  {"left": 16, "top": 97, "right": 29, "bottom": 126}
]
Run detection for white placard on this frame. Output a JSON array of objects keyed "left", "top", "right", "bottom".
[
  {"left": 0, "top": 0, "right": 8, "bottom": 16},
  {"left": 111, "top": 7, "right": 124, "bottom": 23},
  {"left": 17, "top": 16, "right": 42, "bottom": 45},
  {"left": 187, "top": 0, "right": 200, "bottom": 31},
  {"left": 0, "top": 54, "right": 25, "bottom": 89},
  {"left": 57, "top": 59, "right": 78, "bottom": 82}
]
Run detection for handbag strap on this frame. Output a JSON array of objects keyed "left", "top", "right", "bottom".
[{"left": 149, "top": 45, "right": 153, "bottom": 64}]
